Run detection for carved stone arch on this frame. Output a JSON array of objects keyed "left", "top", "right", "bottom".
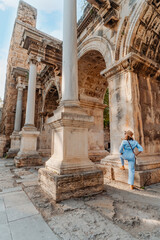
[
  {"left": 42, "top": 78, "right": 60, "bottom": 112},
  {"left": 115, "top": 0, "right": 145, "bottom": 60},
  {"left": 78, "top": 38, "right": 111, "bottom": 161},
  {"left": 116, "top": 0, "right": 160, "bottom": 64},
  {"left": 78, "top": 36, "right": 114, "bottom": 67}
]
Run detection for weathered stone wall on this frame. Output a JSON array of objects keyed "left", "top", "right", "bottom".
[
  {"left": 1, "top": 1, "right": 37, "bottom": 151},
  {"left": 0, "top": 107, "right": 2, "bottom": 127},
  {"left": 138, "top": 75, "right": 160, "bottom": 154}
]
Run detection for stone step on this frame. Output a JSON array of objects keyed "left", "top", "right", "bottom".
[{"left": 98, "top": 163, "right": 160, "bottom": 187}]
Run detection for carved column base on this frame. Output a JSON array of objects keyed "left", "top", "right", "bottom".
[
  {"left": 7, "top": 131, "right": 21, "bottom": 158},
  {"left": 14, "top": 125, "right": 42, "bottom": 167},
  {"left": 39, "top": 168, "right": 103, "bottom": 202}
]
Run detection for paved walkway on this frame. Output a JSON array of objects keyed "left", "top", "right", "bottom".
[
  {"left": 0, "top": 158, "right": 59, "bottom": 240},
  {"left": 0, "top": 186, "right": 59, "bottom": 240}
]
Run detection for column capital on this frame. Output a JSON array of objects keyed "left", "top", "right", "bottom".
[
  {"left": 16, "top": 83, "right": 25, "bottom": 91},
  {"left": 16, "top": 76, "right": 25, "bottom": 90},
  {"left": 28, "top": 55, "right": 41, "bottom": 65}
]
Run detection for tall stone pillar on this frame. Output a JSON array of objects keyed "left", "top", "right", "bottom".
[
  {"left": 14, "top": 56, "right": 42, "bottom": 167},
  {"left": 7, "top": 78, "right": 25, "bottom": 157},
  {"left": 61, "top": 0, "right": 78, "bottom": 104},
  {"left": 39, "top": 0, "right": 103, "bottom": 202}
]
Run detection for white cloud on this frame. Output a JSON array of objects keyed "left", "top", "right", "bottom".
[
  {"left": 50, "top": 29, "right": 63, "bottom": 41},
  {"left": 0, "top": 3, "right": 5, "bottom": 10},
  {"left": 0, "top": 0, "right": 63, "bottom": 13}
]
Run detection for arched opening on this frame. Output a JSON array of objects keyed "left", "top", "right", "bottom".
[
  {"left": 78, "top": 50, "right": 110, "bottom": 161},
  {"left": 38, "top": 83, "right": 59, "bottom": 157},
  {"left": 43, "top": 85, "right": 59, "bottom": 120}
]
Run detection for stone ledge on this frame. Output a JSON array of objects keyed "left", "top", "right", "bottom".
[
  {"left": 99, "top": 164, "right": 160, "bottom": 187},
  {"left": 38, "top": 168, "right": 104, "bottom": 202},
  {"left": 14, "top": 154, "right": 43, "bottom": 168},
  {"left": 7, "top": 149, "right": 19, "bottom": 158}
]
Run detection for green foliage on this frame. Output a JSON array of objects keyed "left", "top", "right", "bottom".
[{"left": 104, "top": 88, "right": 109, "bottom": 128}]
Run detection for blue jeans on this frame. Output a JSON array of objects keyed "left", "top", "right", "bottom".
[{"left": 120, "top": 156, "right": 135, "bottom": 185}]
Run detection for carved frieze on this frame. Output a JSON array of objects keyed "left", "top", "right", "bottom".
[
  {"left": 87, "top": 0, "right": 110, "bottom": 10},
  {"left": 132, "top": 1, "right": 160, "bottom": 65},
  {"left": 21, "top": 29, "right": 62, "bottom": 73},
  {"left": 101, "top": 52, "right": 160, "bottom": 79}
]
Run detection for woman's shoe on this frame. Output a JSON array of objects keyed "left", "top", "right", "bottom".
[
  {"left": 120, "top": 166, "right": 125, "bottom": 170},
  {"left": 130, "top": 185, "right": 134, "bottom": 190}
]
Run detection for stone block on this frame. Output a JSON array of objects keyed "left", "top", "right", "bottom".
[
  {"left": 9, "top": 214, "right": 59, "bottom": 240},
  {"left": 0, "top": 135, "right": 6, "bottom": 157},
  {"left": 6, "top": 202, "right": 39, "bottom": 222},
  {"left": 0, "top": 223, "right": 12, "bottom": 240},
  {"left": 39, "top": 168, "right": 104, "bottom": 202},
  {"left": 14, "top": 154, "right": 42, "bottom": 168}
]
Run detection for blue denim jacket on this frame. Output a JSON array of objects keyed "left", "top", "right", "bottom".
[{"left": 119, "top": 140, "right": 143, "bottom": 161}]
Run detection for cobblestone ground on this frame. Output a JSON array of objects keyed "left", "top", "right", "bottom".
[{"left": 1, "top": 158, "right": 160, "bottom": 240}]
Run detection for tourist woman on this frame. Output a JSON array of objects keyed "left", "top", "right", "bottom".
[{"left": 119, "top": 130, "right": 143, "bottom": 190}]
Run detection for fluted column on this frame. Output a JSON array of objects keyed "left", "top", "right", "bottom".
[
  {"left": 61, "top": 0, "right": 78, "bottom": 103},
  {"left": 25, "top": 57, "right": 38, "bottom": 126},
  {"left": 14, "top": 79, "right": 24, "bottom": 132}
]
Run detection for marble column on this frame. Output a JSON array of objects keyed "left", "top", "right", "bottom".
[
  {"left": 14, "top": 56, "right": 42, "bottom": 167},
  {"left": 61, "top": 0, "right": 78, "bottom": 104},
  {"left": 39, "top": 0, "right": 103, "bottom": 202},
  {"left": 7, "top": 78, "right": 24, "bottom": 157},
  {"left": 14, "top": 80, "right": 24, "bottom": 132},
  {"left": 25, "top": 58, "right": 37, "bottom": 126}
]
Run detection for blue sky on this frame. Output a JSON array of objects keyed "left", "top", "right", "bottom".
[{"left": 0, "top": 0, "right": 85, "bottom": 100}]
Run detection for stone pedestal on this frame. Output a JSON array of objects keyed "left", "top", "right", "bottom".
[
  {"left": 39, "top": 105, "right": 104, "bottom": 201},
  {"left": 39, "top": 168, "right": 103, "bottom": 202},
  {"left": 14, "top": 126, "right": 42, "bottom": 167},
  {"left": 7, "top": 132, "right": 21, "bottom": 158},
  {"left": 0, "top": 135, "right": 6, "bottom": 158},
  {"left": 100, "top": 154, "right": 160, "bottom": 187}
]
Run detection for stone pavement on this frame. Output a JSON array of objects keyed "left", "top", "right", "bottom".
[
  {"left": 1, "top": 158, "right": 160, "bottom": 240},
  {"left": 0, "top": 159, "right": 59, "bottom": 240}
]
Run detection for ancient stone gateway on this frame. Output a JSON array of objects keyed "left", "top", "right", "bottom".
[{"left": 0, "top": 0, "right": 160, "bottom": 201}]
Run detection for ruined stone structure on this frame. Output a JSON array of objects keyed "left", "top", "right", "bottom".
[{"left": 0, "top": 0, "right": 160, "bottom": 200}]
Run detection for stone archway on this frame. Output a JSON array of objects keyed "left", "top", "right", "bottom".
[
  {"left": 78, "top": 50, "right": 110, "bottom": 162},
  {"left": 38, "top": 81, "right": 59, "bottom": 157},
  {"left": 114, "top": 0, "right": 160, "bottom": 155}
]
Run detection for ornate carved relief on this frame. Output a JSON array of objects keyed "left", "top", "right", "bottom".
[
  {"left": 131, "top": 1, "right": 160, "bottom": 65},
  {"left": 101, "top": 52, "right": 160, "bottom": 80},
  {"left": 78, "top": 50, "right": 107, "bottom": 102}
]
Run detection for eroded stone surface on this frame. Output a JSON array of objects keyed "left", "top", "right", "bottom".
[{"left": 1, "top": 158, "right": 160, "bottom": 239}]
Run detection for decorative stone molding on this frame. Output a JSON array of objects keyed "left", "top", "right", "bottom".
[
  {"left": 28, "top": 54, "right": 41, "bottom": 65},
  {"left": 77, "top": 6, "right": 98, "bottom": 38},
  {"left": 101, "top": 52, "right": 160, "bottom": 79},
  {"left": 21, "top": 29, "right": 62, "bottom": 68},
  {"left": 78, "top": 36, "right": 114, "bottom": 67},
  {"left": 12, "top": 67, "right": 28, "bottom": 86},
  {"left": 87, "top": 0, "right": 110, "bottom": 10}
]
